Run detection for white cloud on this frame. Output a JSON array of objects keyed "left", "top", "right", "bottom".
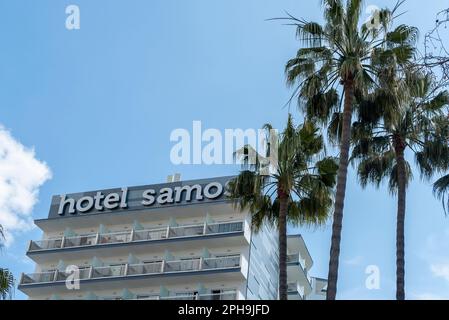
[
  {"left": 343, "top": 255, "right": 364, "bottom": 266},
  {"left": 431, "top": 264, "right": 449, "bottom": 283},
  {"left": 410, "top": 229, "right": 449, "bottom": 300},
  {"left": 0, "top": 126, "right": 51, "bottom": 246}
]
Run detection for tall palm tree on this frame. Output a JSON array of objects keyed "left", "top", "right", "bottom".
[
  {"left": 434, "top": 174, "right": 449, "bottom": 213},
  {"left": 227, "top": 114, "right": 338, "bottom": 300},
  {"left": 0, "top": 225, "right": 15, "bottom": 300},
  {"left": 280, "top": 0, "right": 414, "bottom": 299},
  {"left": 351, "top": 72, "right": 449, "bottom": 299}
]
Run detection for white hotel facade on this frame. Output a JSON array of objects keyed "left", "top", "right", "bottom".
[{"left": 19, "top": 176, "right": 327, "bottom": 300}]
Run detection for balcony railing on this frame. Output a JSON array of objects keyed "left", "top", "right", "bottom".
[
  {"left": 19, "top": 255, "right": 241, "bottom": 286},
  {"left": 70, "top": 290, "right": 237, "bottom": 300},
  {"left": 287, "top": 282, "right": 305, "bottom": 299},
  {"left": 287, "top": 253, "right": 311, "bottom": 284},
  {"left": 142, "top": 291, "right": 237, "bottom": 300},
  {"left": 286, "top": 253, "right": 306, "bottom": 268},
  {"left": 28, "top": 221, "right": 244, "bottom": 252}
]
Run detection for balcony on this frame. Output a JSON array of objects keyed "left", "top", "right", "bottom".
[
  {"left": 287, "top": 253, "right": 312, "bottom": 295},
  {"left": 309, "top": 277, "right": 327, "bottom": 300},
  {"left": 100, "top": 290, "right": 238, "bottom": 301},
  {"left": 287, "top": 282, "right": 305, "bottom": 300},
  {"left": 287, "top": 253, "right": 311, "bottom": 280},
  {"left": 28, "top": 221, "right": 244, "bottom": 253},
  {"left": 19, "top": 255, "right": 242, "bottom": 286},
  {"left": 287, "top": 253, "right": 307, "bottom": 270}
]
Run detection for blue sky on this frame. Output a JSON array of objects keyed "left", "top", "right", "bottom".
[{"left": 0, "top": 0, "right": 448, "bottom": 300}]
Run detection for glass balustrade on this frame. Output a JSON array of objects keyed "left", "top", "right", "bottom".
[
  {"left": 127, "top": 262, "right": 163, "bottom": 276},
  {"left": 20, "top": 271, "right": 56, "bottom": 284},
  {"left": 286, "top": 253, "right": 299, "bottom": 263},
  {"left": 164, "top": 259, "right": 201, "bottom": 273},
  {"left": 71, "top": 291, "right": 237, "bottom": 300},
  {"left": 64, "top": 235, "right": 97, "bottom": 248},
  {"left": 133, "top": 228, "right": 167, "bottom": 241},
  {"left": 55, "top": 267, "right": 91, "bottom": 281},
  {"left": 20, "top": 255, "right": 241, "bottom": 285},
  {"left": 28, "top": 221, "right": 244, "bottom": 252},
  {"left": 202, "top": 256, "right": 240, "bottom": 270},
  {"left": 287, "top": 282, "right": 305, "bottom": 298},
  {"left": 287, "top": 253, "right": 312, "bottom": 287},
  {"left": 91, "top": 264, "right": 126, "bottom": 278}
]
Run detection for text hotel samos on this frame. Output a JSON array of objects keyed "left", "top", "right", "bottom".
[{"left": 54, "top": 178, "right": 230, "bottom": 217}]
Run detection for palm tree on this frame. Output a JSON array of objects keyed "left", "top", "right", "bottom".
[
  {"left": 227, "top": 114, "right": 338, "bottom": 300},
  {"left": 0, "top": 269, "right": 14, "bottom": 300},
  {"left": 280, "top": 0, "right": 415, "bottom": 299},
  {"left": 0, "top": 225, "right": 15, "bottom": 300},
  {"left": 351, "top": 71, "right": 449, "bottom": 299}
]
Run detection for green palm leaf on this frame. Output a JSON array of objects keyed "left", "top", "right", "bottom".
[{"left": 434, "top": 174, "right": 449, "bottom": 214}]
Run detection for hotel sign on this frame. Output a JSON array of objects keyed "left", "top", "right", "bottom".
[{"left": 49, "top": 176, "right": 234, "bottom": 218}]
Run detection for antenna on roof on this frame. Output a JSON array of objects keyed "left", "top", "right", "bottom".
[{"left": 167, "top": 173, "right": 182, "bottom": 182}]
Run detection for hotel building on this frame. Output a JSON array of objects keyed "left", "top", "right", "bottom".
[{"left": 18, "top": 176, "right": 327, "bottom": 300}]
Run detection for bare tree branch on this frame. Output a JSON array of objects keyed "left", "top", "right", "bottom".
[{"left": 419, "top": 8, "right": 449, "bottom": 90}]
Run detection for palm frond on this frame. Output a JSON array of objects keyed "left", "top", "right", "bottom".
[
  {"left": 388, "top": 161, "right": 413, "bottom": 194},
  {"left": 227, "top": 115, "right": 337, "bottom": 231},
  {"left": 433, "top": 174, "right": 449, "bottom": 214},
  {"left": 421, "top": 91, "right": 449, "bottom": 112},
  {"left": 328, "top": 112, "right": 343, "bottom": 145},
  {"left": 305, "top": 89, "right": 340, "bottom": 124},
  {"left": 296, "top": 22, "right": 327, "bottom": 47},
  {"left": 357, "top": 150, "right": 396, "bottom": 189},
  {"left": 346, "top": 0, "right": 363, "bottom": 29},
  {"left": 0, "top": 269, "right": 14, "bottom": 300},
  {"left": 386, "top": 25, "right": 419, "bottom": 46}
]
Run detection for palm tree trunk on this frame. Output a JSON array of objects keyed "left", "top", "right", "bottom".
[
  {"left": 326, "top": 80, "right": 354, "bottom": 300},
  {"left": 278, "top": 193, "right": 288, "bottom": 300},
  {"left": 394, "top": 138, "right": 407, "bottom": 300}
]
